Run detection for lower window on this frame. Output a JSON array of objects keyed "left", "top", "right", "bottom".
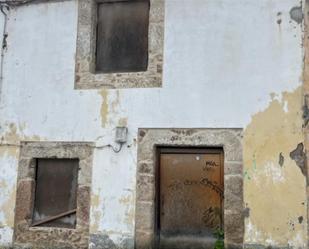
[
  {"left": 14, "top": 142, "right": 93, "bottom": 249},
  {"left": 32, "top": 159, "right": 79, "bottom": 229}
]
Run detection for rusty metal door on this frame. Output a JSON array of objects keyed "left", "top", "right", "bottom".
[{"left": 158, "top": 148, "right": 224, "bottom": 249}]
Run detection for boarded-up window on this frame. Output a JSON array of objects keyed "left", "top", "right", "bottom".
[
  {"left": 96, "top": 0, "right": 150, "bottom": 73},
  {"left": 32, "top": 159, "right": 79, "bottom": 229}
]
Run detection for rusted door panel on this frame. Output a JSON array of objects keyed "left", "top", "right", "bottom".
[
  {"left": 32, "top": 159, "right": 79, "bottom": 228},
  {"left": 159, "top": 148, "right": 223, "bottom": 248}
]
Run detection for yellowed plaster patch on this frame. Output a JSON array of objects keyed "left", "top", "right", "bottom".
[
  {"left": 0, "top": 123, "right": 20, "bottom": 157},
  {"left": 99, "top": 90, "right": 109, "bottom": 128},
  {"left": 119, "top": 194, "right": 135, "bottom": 227},
  {"left": 118, "top": 117, "right": 128, "bottom": 127},
  {"left": 124, "top": 203, "right": 135, "bottom": 227},
  {"left": 243, "top": 86, "right": 306, "bottom": 247},
  {"left": 90, "top": 210, "right": 102, "bottom": 233},
  {"left": 0, "top": 123, "right": 43, "bottom": 157},
  {"left": 119, "top": 195, "right": 131, "bottom": 205},
  {"left": 0, "top": 123, "right": 44, "bottom": 227},
  {"left": 90, "top": 189, "right": 103, "bottom": 233},
  {"left": 0, "top": 185, "right": 16, "bottom": 228},
  {"left": 111, "top": 90, "right": 120, "bottom": 113},
  {"left": 0, "top": 180, "right": 7, "bottom": 189},
  {"left": 91, "top": 194, "right": 100, "bottom": 208}
]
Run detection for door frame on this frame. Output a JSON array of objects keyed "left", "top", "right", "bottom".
[{"left": 135, "top": 128, "right": 244, "bottom": 249}]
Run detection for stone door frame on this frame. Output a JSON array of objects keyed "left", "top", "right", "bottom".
[{"left": 135, "top": 128, "right": 244, "bottom": 249}]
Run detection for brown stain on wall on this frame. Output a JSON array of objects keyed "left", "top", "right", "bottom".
[
  {"left": 90, "top": 210, "right": 102, "bottom": 233},
  {"left": 118, "top": 117, "right": 128, "bottom": 127},
  {"left": 119, "top": 194, "right": 135, "bottom": 227},
  {"left": 0, "top": 123, "right": 20, "bottom": 157},
  {"left": 243, "top": 86, "right": 306, "bottom": 246},
  {"left": 92, "top": 194, "right": 100, "bottom": 208},
  {"left": 111, "top": 90, "right": 120, "bottom": 113},
  {"left": 99, "top": 90, "right": 125, "bottom": 128},
  {"left": 0, "top": 186, "right": 16, "bottom": 227},
  {"left": 0, "top": 123, "right": 43, "bottom": 228},
  {"left": 100, "top": 90, "right": 109, "bottom": 128},
  {"left": 90, "top": 191, "right": 102, "bottom": 233}
]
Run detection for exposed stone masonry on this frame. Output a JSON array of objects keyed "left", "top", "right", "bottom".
[
  {"left": 75, "top": 0, "right": 165, "bottom": 89},
  {"left": 135, "top": 128, "right": 244, "bottom": 249},
  {"left": 13, "top": 142, "right": 94, "bottom": 249}
]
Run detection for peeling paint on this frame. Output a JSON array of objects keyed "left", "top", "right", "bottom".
[
  {"left": 0, "top": 0, "right": 306, "bottom": 247},
  {"left": 290, "top": 6, "right": 303, "bottom": 24},
  {"left": 244, "top": 87, "right": 306, "bottom": 247},
  {"left": 302, "top": 95, "right": 309, "bottom": 127},
  {"left": 290, "top": 143, "right": 306, "bottom": 176},
  {"left": 90, "top": 210, "right": 102, "bottom": 233},
  {"left": 0, "top": 123, "right": 43, "bottom": 230},
  {"left": 0, "top": 185, "right": 16, "bottom": 228},
  {"left": 244, "top": 207, "right": 251, "bottom": 218},
  {"left": 279, "top": 153, "right": 284, "bottom": 167},
  {"left": 119, "top": 194, "right": 135, "bottom": 227},
  {"left": 0, "top": 123, "right": 42, "bottom": 157}
]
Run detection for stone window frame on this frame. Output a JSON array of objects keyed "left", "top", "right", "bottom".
[
  {"left": 75, "top": 0, "right": 165, "bottom": 89},
  {"left": 13, "top": 141, "right": 94, "bottom": 249},
  {"left": 135, "top": 128, "right": 244, "bottom": 249}
]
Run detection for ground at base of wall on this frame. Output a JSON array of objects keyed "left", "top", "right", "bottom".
[
  {"left": 89, "top": 234, "right": 134, "bottom": 249},
  {"left": 0, "top": 246, "right": 82, "bottom": 249},
  {"left": 0, "top": 247, "right": 74, "bottom": 249},
  {"left": 0, "top": 244, "right": 304, "bottom": 249},
  {"left": 244, "top": 244, "right": 302, "bottom": 249}
]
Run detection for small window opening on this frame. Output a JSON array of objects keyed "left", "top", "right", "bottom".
[
  {"left": 95, "top": 0, "right": 150, "bottom": 73},
  {"left": 32, "top": 159, "right": 79, "bottom": 229}
]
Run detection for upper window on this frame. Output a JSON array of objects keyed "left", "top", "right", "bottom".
[
  {"left": 96, "top": 0, "right": 150, "bottom": 73},
  {"left": 75, "top": 0, "right": 165, "bottom": 89}
]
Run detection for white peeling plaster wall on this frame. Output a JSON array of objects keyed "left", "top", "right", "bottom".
[{"left": 0, "top": 0, "right": 304, "bottom": 247}]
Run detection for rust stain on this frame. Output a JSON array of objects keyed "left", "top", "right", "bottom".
[
  {"left": 99, "top": 90, "right": 109, "bottom": 127},
  {"left": 244, "top": 86, "right": 306, "bottom": 246}
]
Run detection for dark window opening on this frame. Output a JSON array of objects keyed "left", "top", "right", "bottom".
[
  {"left": 32, "top": 159, "right": 79, "bottom": 229},
  {"left": 96, "top": 0, "right": 150, "bottom": 73}
]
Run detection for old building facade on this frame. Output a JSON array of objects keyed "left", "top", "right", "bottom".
[{"left": 0, "top": 0, "right": 308, "bottom": 248}]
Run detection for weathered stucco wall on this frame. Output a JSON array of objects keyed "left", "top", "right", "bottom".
[{"left": 0, "top": 0, "right": 306, "bottom": 248}]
